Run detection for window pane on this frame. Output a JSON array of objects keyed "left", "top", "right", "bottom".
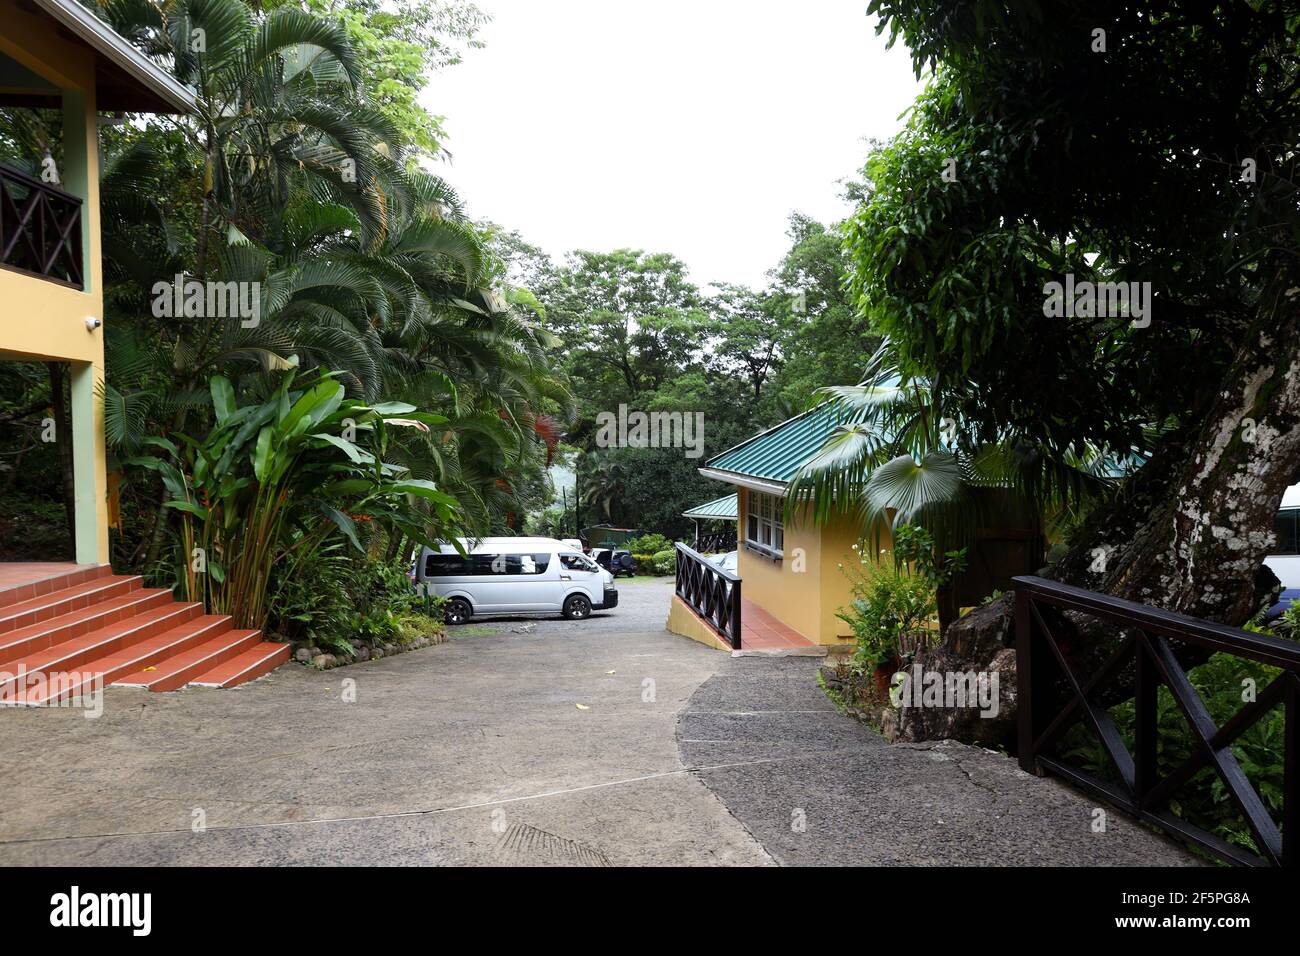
[
  {"left": 1275, "top": 510, "right": 1299, "bottom": 554},
  {"left": 774, "top": 526, "right": 784, "bottom": 552},
  {"left": 425, "top": 553, "right": 469, "bottom": 576}
]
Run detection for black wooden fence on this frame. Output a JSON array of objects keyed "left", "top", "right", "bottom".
[
  {"left": 1014, "top": 575, "right": 1299, "bottom": 867},
  {"left": 0, "top": 164, "right": 83, "bottom": 289},
  {"left": 695, "top": 528, "right": 737, "bottom": 553},
  {"left": 675, "top": 542, "right": 742, "bottom": 649}
]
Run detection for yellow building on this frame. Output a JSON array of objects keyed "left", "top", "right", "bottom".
[
  {"left": 0, "top": 0, "right": 195, "bottom": 564},
  {"left": 668, "top": 403, "right": 1043, "bottom": 652}
]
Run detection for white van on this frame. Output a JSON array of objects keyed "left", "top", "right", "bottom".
[
  {"left": 415, "top": 537, "right": 618, "bottom": 624},
  {"left": 1265, "top": 484, "right": 1300, "bottom": 616}
]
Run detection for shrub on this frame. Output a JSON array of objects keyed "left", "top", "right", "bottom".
[
  {"left": 267, "top": 542, "right": 354, "bottom": 644},
  {"left": 270, "top": 548, "right": 435, "bottom": 658},
  {"left": 394, "top": 610, "right": 446, "bottom": 643},
  {"left": 836, "top": 525, "right": 964, "bottom": 675},
  {"left": 648, "top": 548, "right": 677, "bottom": 575},
  {"left": 626, "top": 532, "right": 671, "bottom": 555},
  {"left": 837, "top": 558, "right": 937, "bottom": 675}
]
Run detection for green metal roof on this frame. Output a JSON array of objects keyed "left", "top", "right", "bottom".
[
  {"left": 703, "top": 379, "right": 1145, "bottom": 491},
  {"left": 682, "top": 493, "right": 737, "bottom": 520},
  {"left": 703, "top": 403, "right": 846, "bottom": 485}
]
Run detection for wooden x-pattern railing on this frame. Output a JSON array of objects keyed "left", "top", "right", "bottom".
[
  {"left": 695, "top": 529, "right": 737, "bottom": 553},
  {"left": 0, "top": 163, "right": 83, "bottom": 289},
  {"left": 1014, "top": 575, "right": 1299, "bottom": 867},
  {"left": 675, "top": 542, "right": 742, "bottom": 649}
]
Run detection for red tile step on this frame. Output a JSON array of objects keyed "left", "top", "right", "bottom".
[
  {"left": 113, "top": 629, "right": 265, "bottom": 692},
  {"left": 0, "top": 588, "right": 175, "bottom": 667},
  {"left": 0, "top": 601, "right": 200, "bottom": 696},
  {"left": 0, "top": 564, "right": 111, "bottom": 610},
  {"left": 0, "top": 575, "right": 143, "bottom": 634},
  {"left": 10, "top": 613, "right": 229, "bottom": 706},
  {"left": 187, "top": 641, "right": 291, "bottom": 689}
]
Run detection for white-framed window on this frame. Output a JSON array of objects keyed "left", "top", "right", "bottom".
[{"left": 745, "top": 491, "right": 784, "bottom": 558}]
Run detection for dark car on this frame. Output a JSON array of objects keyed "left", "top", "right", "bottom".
[
  {"left": 591, "top": 548, "right": 636, "bottom": 578},
  {"left": 1264, "top": 588, "right": 1300, "bottom": 623}
]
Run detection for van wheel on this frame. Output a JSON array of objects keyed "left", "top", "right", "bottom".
[
  {"left": 562, "top": 595, "right": 592, "bottom": 620},
  {"left": 444, "top": 598, "right": 472, "bottom": 625}
]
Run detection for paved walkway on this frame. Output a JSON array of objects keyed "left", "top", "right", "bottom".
[
  {"left": 680, "top": 655, "right": 1198, "bottom": 865},
  {"left": 0, "top": 579, "right": 1196, "bottom": 865}
]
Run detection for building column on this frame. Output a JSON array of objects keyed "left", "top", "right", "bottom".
[
  {"left": 61, "top": 88, "right": 93, "bottom": 291},
  {"left": 70, "top": 359, "right": 108, "bottom": 565},
  {"left": 63, "top": 79, "right": 107, "bottom": 565}
]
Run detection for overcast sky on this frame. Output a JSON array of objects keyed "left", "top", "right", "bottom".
[{"left": 425, "top": 1, "right": 923, "bottom": 289}]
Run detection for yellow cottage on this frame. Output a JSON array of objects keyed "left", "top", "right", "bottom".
[{"left": 668, "top": 403, "right": 1044, "bottom": 652}]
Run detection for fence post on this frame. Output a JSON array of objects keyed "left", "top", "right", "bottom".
[
  {"left": 730, "top": 577, "right": 742, "bottom": 650},
  {"left": 1134, "top": 635, "right": 1158, "bottom": 807},
  {"left": 1286, "top": 677, "right": 1297, "bottom": 867},
  {"left": 1015, "top": 585, "right": 1035, "bottom": 774}
]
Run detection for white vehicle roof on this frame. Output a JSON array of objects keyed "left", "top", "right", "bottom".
[
  {"left": 1282, "top": 483, "right": 1300, "bottom": 510},
  {"left": 430, "top": 537, "right": 580, "bottom": 554}
]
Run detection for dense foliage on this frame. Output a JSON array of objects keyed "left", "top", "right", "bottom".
[
  {"left": 521, "top": 217, "right": 878, "bottom": 541},
  {"left": 0, "top": 0, "right": 566, "bottom": 651}
]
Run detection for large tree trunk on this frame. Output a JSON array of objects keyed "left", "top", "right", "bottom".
[{"left": 895, "top": 268, "right": 1300, "bottom": 746}]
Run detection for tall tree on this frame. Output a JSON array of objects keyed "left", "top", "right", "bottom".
[{"left": 850, "top": 0, "right": 1300, "bottom": 736}]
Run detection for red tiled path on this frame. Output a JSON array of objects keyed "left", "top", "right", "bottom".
[
  {"left": 738, "top": 597, "right": 817, "bottom": 650},
  {"left": 0, "top": 563, "right": 288, "bottom": 704}
]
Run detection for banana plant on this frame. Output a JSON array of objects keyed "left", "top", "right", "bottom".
[{"left": 127, "top": 368, "right": 464, "bottom": 629}]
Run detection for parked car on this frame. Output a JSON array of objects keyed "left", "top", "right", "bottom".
[
  {"left": 560, "top": 538, "right": 584, "bottom": 553},
  {"left": 710, "top": 550, "right": 738, "bottom": 574},
  {"left": 591, "top": 548, "right": 636, "bottom": 577},
  {"left": 415, "top": 537, "right": 617, "bottom": 623}
]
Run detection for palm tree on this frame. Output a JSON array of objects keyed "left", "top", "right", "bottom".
[
  {"left": 91, "top": 0, "right": 400, "bottom": 263},
  {"left": 579, "top": 453, "right": 629, "bottom": 523},
  {"left": 85, "top": 1, "right": 575, "bottom": 570},
  {"left": 785, "top": 343, "right": 1119, "bottom": 553}
]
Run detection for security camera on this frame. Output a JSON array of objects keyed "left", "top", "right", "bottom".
[{"left": 85, "top": 317, "right": 102, "bottom": 331}]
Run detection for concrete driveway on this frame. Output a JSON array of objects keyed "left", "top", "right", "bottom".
[
  {"left": 0, "top": 578, "right": 769, "bottom": 865},
  {"left": 0, "top": 578, "right": 1195, "bottom": 865}
]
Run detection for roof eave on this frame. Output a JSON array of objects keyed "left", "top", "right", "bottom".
[
  {"left": 35, "top": 0, "right": 197, "bottom": 114},
  {"left": 697, "top": 467, "right": 788, "bottom": 496}
]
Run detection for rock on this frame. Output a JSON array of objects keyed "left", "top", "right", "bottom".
[
  {"left": 311, "top": 653, "right": 337, "bottom": 670},
  {"left": 293, "top": 647, "right": 314, "bottom": 663},
  {"left": 371, "top": 647, "right": 384, "bottom": 660},
  {"left": 893, "top": 643, "right": 1017, "bottom": 748},
  {"left": 355, "top": 646, "right": 371, "bottom": 662}
]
